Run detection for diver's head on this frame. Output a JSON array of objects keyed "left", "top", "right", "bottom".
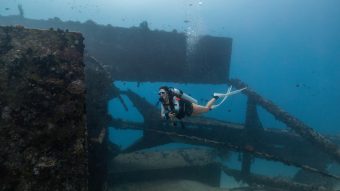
[{"left": 159, "top": 86, "right": 170, "bottom": 100}]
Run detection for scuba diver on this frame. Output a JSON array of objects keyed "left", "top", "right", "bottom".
[{"left": 158, "top": 86, "right": 246, "bottom": 121}]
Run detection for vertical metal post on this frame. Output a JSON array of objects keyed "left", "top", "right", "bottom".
[{"left": 241, "top": 97, "right": 264, "bottom": 182}]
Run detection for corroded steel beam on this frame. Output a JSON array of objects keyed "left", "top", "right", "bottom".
[
  {"left": 228, "top": 78, "right": 340, "bottom": 164},
  {"left": 118, "top": 90, "right": 334, "bottom": 167},
  {"left": 111, "top": 89, "right": 340, "bottom": 181},
  {"left": 110, "top": 120, "right": 340, "bottom": 181}
]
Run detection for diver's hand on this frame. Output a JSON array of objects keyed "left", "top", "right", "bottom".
[{"left": 168, "top": 112, "right": 176, "bottom": 120}]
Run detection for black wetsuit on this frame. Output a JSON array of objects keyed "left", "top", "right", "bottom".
[{"left": 160, "top": 96, "right": 193, "bottom": 120}]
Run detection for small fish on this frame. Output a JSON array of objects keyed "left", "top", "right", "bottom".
[
  {"left": 184, "top": 20, "right": 190, "bottom": 24},
  {"left": 5, "top": 8, "right": 10, "bottom": 11}
]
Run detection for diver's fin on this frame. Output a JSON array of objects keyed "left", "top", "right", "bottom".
[
  {"left": 211, "top": 86, "right": 232, "bottom": 109},
  {"left": 211, "top": 86, "right": 247, "bottom": 109},
  {"left": 213, "top": 85, "right": 233, "bottom": 98},
  {"left": 213, "top": 87, "right": 247, "bottom": 98}
]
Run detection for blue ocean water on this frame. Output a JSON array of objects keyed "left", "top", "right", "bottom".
[
  {"left": 2, "top": 0, "right": 340, "bottom": 188},
  {"left": 2, "top": 1, "right": 339, "bottom": 133}
]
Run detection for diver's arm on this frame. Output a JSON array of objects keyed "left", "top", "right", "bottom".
[
  {"left": 161, "top": 104, "right": 172, "bottom": 120},
  {"left": 160, "top": 104, "right": 166, "bottom": 119}
]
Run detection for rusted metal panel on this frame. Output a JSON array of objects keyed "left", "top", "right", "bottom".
[
  {"left": 101, "top": 28, "right": 232, "bottom": 83},
  {"left": 0, "top": 16, "right": 232, "bottom": 84}
]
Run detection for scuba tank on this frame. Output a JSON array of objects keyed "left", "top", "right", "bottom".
[{"left": 169, "top": 87, "right": 198, "bottom": 104}]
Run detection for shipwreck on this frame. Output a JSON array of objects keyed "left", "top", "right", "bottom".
[{"left": 1, "top": 10, "right": 340, "bottom": 191}]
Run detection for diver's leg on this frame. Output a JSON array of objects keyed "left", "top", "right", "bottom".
[
  {"left": 192, "top": 103, "right": 209, "bottom": 115},
  {"left": 192, "top": 97, "right": 218, "bottom": 115},
  {"left": 205, "top": 97, "right": 218, "bottom": 109}
]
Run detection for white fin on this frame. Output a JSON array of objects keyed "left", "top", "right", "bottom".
[{"left": 211, "top": 86, "right": 247, "bottom": 109}]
